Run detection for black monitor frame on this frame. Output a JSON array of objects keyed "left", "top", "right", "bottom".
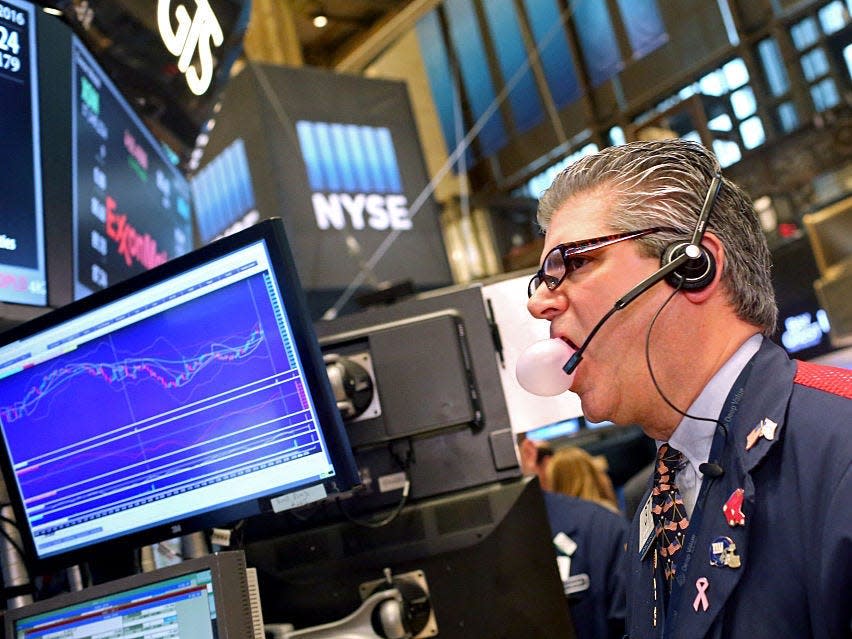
[
  {"left": 0, "top": 218, "right": 360, "bottom": 574},
  {"left": 4, "top": 550, "right": 257, "bottom": 639}
]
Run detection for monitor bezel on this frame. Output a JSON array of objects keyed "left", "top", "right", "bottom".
[
  {"left": 3, "top": 550, "right": 256, "bottom": 639},
  {"left": 0, "top": 217, "right": 360, "bottom": 574}
]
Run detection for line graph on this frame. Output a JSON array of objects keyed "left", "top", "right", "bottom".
[{"left": 0, "top": 326, "right": 265, "bottom": 423}]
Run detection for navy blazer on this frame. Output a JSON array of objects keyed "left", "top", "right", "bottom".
[
  {"left": 544, "top": 491, "right": 629, "bottom": 639},
  {"left": 625, "top": 338, "right": 852, "bottom": 639}
]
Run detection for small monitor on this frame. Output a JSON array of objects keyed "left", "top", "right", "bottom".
[
  {"left": 526, "top": 417, "right": 583, "bottom": 441},
  {"left": 0, "top": 218, "right": 360, "bottom": 571},
  {"left": 5, "top": 550, "right": 258, "bottom": 639}
]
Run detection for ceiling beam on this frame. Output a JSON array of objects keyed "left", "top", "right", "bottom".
[{"left": 333, "top": 0, "right": 443, "bottom": 74}]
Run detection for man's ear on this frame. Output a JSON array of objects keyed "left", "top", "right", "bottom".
[{"left": 682, "top": 231, "right": 724, "bottom": 304}]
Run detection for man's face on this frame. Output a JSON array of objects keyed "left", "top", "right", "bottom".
[{"left": 527, "top": 190, "right": 668, "bottom": 426}]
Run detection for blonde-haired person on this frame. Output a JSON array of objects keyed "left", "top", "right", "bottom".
[{"left": 546, "top": 446, "right": 620, "bottom": 514}]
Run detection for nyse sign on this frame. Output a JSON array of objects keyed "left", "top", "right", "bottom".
[
  {"left": 296, "top": 121, "right": 414, "bottom": 232},
  {"left": 312, "top": 193, "right": 412, "bottom": 231},
  {"left": 157, "top": 0, "right": 223, "bottom": 96}
]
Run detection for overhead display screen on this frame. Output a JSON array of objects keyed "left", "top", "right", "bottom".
[
  {"left": 72, "top": 37, "right": 192, "bottom": 300},
  {"left": 42, "top": 0, "right": 252, "bottom": 169},
  {"left": 0, "top": 0, "right": 46, "bottom": 307}
]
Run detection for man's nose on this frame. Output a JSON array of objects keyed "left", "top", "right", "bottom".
[{"left": 527, "top": 281, "right": 566, "bottom": 321}]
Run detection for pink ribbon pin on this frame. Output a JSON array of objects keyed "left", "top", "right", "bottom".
[{"left": 693, "top": 577, "right": 710, "bottom": 612}]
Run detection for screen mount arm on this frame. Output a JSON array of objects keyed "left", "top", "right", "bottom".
[{"left": 270, "top": 589, "right": 410, "bottom": 639}]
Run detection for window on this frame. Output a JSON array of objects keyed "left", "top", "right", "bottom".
[
  {"left": 631, "top": 57, "right": 766, "bottom": 167},
  {"left": 515, "top": 143, "right": 599, "bottom": 199},
  {"left": 758, "top": 38, "right": 790, "bottom": 97},
  {"left": 788, "top": 2, "right": 852, "bottom": 114}
]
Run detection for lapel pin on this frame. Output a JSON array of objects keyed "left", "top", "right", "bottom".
[
  {"left": 693, "top": 577, "right": 710, "bottom": 612},
  {"left": 723, "top": 488, "right": 745, "bottom": 526},
  {"left": 745, "top": 425, "right": 761, "bottom": 450},
  {"left": 746, "top": 417, "right": 778, "bottom": 450},
  {"left": 761, "top": 417, "right": 778, "bottom": 440},
  {"left": 709, "top": 536, "right": 742, "bottom": 568}
]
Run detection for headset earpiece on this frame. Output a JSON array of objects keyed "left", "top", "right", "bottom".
[{"left": 660, "top": 240, "right": 716, "bottom": 290}]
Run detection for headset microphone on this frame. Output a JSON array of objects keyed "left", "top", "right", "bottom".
[
  {"left": 562, "top": 173, "right": 722, "bottom": 376},
  {"left": 698, "top": 461, "right": 725, "bottom": 478}
]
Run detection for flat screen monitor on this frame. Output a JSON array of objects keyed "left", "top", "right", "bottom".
[
  {"left": 70, "top": 35, "right": 193, "bottom": 300},
  {"left": 4, "top": 550, "right": 258, "bottom": 639},
  {"left": 525, "top": 417, "right": 583, "bottom": 441},
  {"left": 0, "top": 0, "right": 47, "bottom": 307},
  {"left": 0, "top": 218, "right": 360, "bottom": 571},
  {"left": 243, "top": 477, "right": 576, "bottom": 639},
  {"left": 42, "top": 0, "right": 251, "bottom": 169},
  {"left": 770, "top": 235, "right": 835, "bottom": 360}
]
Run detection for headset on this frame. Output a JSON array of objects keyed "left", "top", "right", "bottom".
[{"left": 660, "top": 174, "right": 722, "bottom": 290}]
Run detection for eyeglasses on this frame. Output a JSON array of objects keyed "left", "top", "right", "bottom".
[{"left": 527, "top": 227, "right": 675, "bottom": 298}]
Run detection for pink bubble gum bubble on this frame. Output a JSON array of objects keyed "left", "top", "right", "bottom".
[{"left": 515, "top": 338, "right": 577, "bottom": 396}]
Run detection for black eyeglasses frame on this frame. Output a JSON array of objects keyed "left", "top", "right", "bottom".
[{"left": 527, "top": 226, "right": 676, "bottom": 298}]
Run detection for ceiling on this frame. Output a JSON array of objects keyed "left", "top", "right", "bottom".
[{"left": 291, "top": 0, "right": 419, "bottom": 68}]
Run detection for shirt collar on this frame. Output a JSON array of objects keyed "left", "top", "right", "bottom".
[{"left": 665, "top": 333, "right": 763, "bottom": 471}]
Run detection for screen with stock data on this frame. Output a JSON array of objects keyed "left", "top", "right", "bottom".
[
  {"left": 0, "top": 0, "right": 46, "bottom": 306},
  {"left": 71, "top": 36, "right": 192, "bottom": 300},
  {"left": 5, "top": 551, "right": 255, "bottom": 639},
  {"left": 13, "top": 567, "right": 219, "bottom": 638},
  {"left": 0, "top": 220, "right": 359, "bottom": 566}
]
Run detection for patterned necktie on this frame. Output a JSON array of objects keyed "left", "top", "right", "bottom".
[{"left": 652, "top": 443, "right": 690, "bottom": 590}]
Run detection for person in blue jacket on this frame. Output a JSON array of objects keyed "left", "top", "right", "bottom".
[
  {"left": 518, "top": 431, "right": 629, "bottom": 639},
  {"left": 526, "top": 139, "right": 852, "bottom": 638},
  {"left": 543, "top": 490, "right": 629, "bottom": 639}
]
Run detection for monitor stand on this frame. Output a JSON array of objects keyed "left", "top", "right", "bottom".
[
  {"left": 266, "top": 569, "right": 434, "bottom": 639},
  {"left": 0, "top": 478, "right": 32, "bottom": 610},
  {"left": 267, "top": 589, "right": 406, "bottom": 639}
]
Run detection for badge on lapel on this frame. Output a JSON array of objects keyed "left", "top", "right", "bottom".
[
  {"left": 746, "top": 417, "right": 777, "bottom": 450},
  {"left": 709, "top": 536, "right": 741, "bottom": 568},
  {"left": 723, "top": 488, "right": 745, "bottom": 526}
]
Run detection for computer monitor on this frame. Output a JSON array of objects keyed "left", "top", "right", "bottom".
[
  {"left": 0, "top": 218, "right": 360, "bottom": 572},
  {"left": 1, "top": 6, "right": 197, "bottom": 320},
  {"left": 69, "top": 35, "right": 193, "bottom": 300},
  {"left": 243, "top": 477, "right": 576, "bottom": 639},
  {"left": 0, "top": 0, "right": 47, "bottom": 308},
  {"left": 770, "top": 235, "right": 834, "bottom": 360},
  {"left": 4, "top": 550, "right": 259, "bottom": 639},
  {"left": 43, "top": 0, "right": 251, "bottom": 169}
]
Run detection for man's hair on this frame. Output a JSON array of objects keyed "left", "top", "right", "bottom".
[{"left": 536, "top": 139, "right": 777, "bottom": 335}]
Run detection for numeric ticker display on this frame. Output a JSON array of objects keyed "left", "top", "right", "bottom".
[{"left": 0, "top": 0, "right": 46, "bottom": 306}]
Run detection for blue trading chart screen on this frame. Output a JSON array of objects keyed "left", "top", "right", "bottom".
[{"left": 0, "top": 239, "right": 337, "bottom": 560}]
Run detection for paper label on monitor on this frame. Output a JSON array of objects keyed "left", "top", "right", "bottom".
[
  {"left": 270, "top": 484, "right": 328, "bottom": 513},
  {"left": 378, "top": 472, "right": 407, "bottom": 493},
  {"left": 211, "top": 528, "right": 232, "bottom": 547}
]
